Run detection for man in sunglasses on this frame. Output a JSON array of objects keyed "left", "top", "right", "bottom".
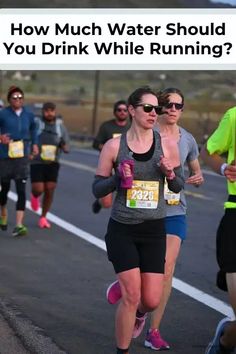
[
  {"left": 92, "top": 100, "right": 130, "bottom": 213},
  {"left": 0, "top": 86, "right": 38, "bottom": 237}
]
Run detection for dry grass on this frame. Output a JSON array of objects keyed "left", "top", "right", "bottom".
[{"left": 26, "top": 95, "right": 234, "bottom": 142}]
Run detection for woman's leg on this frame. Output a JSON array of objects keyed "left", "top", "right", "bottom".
[
  {"left": 131, "top": 272, "right": 164, "bottom": 340},
  {"left": 140, "top": 272, "right": 164, "bottom": 313},
  {"left": 116, "top": 269, "right": 164, "bottom": 349},
  {"left": 149, "top": 235, "right": 181, "bottom": 330},
  {"left": 116, "top": 268, "right": 141, "bottom": 350}
]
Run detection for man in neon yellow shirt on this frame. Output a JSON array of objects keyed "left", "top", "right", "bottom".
[{"left": 201, "top": 107, "right": 236, "bottom": 354}]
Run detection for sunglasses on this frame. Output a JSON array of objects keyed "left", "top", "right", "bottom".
[
  {"left": 164, "top": 102, "right": 184, "bottom": 110},
  {"left": 136, "top": 104, "right": 162, "bottom": 115},
  {"left": 11, "top": 95, "right": 23, "bottom": 100},
  {"left": 116, "top": 108, "right": 128, "bottom": 112}
]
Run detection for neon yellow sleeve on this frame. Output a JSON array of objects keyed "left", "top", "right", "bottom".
[{"left": 207, "top": 109, "right": 233, "bottom": 155}]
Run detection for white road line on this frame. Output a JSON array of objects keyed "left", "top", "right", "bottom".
[
  {"left": 9, "top": 191, "right": 234, "bottom": 320},
  {"left": 61, "top": 159, "right": 96, "bottom": 173},
  {"left": 173, "top": 278, "right": 234, "bottom": 318},
  {"left": 184, "top": 190, "right": 213, "bottom": 200}
]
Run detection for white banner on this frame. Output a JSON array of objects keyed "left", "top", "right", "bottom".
[{"left": 0, "top": 9, "right": 236, "bottom": 69}]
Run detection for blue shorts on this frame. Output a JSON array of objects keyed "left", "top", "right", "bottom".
[{"left": 165, "top": 215, "right": 187, "bottom": 241}]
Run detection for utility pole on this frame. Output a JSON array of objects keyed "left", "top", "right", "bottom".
[{"left": 91, "top": 70, "right": 100, "bottom": 136}]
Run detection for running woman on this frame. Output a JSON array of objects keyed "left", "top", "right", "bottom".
[{"left": 93, "top": 86, "right": 184, "bottom": 354}]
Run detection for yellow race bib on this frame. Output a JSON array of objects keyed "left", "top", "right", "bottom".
[
  {"left": 8, "top": 140, "right": 24, "bottom": 158},
  {"left": 126, "top": 180, "right": 159, "bottom": 209},
  {"left": 112, "top": 133, "right": 122, "bottom": 138},
  {"left": 41, "top": 145, "right": 57, "bottom": 161}
]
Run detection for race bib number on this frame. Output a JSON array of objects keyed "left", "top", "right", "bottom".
[
  {"left": 164, "top": 179, "right": 180, "bottom": 205},
  {"left": 8, "top": 140, "right": 24, "bottom": 158},
  {"left": 41, "top": 145, "right": 57, "bottom": 161},
  {"left": 126, "top": 180, "right": 159, "bottom": 209},
  {"left": 112, "top": 133, "right": 121, "bottom": 138}
]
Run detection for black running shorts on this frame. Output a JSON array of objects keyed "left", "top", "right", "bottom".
[
  {"left": 105, "top": 218, "right": 166, "bottom": 274},
  {"left": 216, "top": 208, "right": 236, "bottom": 273},
  {"left": 30, "top": 162, "right": 60, "bottom": 183},
  {"left": 0, "top": 157, "right": 29, "bottom": 180}
]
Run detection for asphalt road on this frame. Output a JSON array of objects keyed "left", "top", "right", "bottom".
[{"left": 0, "top": 147, "right": 234, "bottom": 354}]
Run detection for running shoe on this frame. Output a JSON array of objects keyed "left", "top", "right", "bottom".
[
  {"left": 144, "top": 329, "right": 170, "bottom": 350},
  {"left": 106, "top": 280, "right": 122, "bottom": 304},
  {"left": 31, "top": 194, "right": 40, "bottom": 212},
  {"left": 12, "top": 224, "right": 27, "bottom": 237},
  {"left": 205, "top": 317, "right": 234, "bottom": 354},
  {"left": 92, "top": 199, "right": 102, "bottom": 214},
  {"left": 38, "top": 217, "right": 51, "bottom": 229},
  {"left": 0, "top": 216, "right": 8, "bottom": 231},
  {"left": 132, "top": 313, "right": 147, "bottom": 339}
]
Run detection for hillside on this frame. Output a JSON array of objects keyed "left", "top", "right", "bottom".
[{"left": 1, "top": 69, "right": 235, "bottom": 142}]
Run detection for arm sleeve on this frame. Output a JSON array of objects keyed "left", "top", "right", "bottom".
[
  {"left": 166, "top": 166, "right": 185, "bottom": 193},
  {"left": 92, "top": 175, "right": 120, "bottom": 199}
]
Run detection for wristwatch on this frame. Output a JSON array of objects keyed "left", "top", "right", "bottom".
[{"left": 220, "top": 163, "right": 228, "bottom": 176}]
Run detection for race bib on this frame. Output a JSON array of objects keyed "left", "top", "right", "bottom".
[
  {"left": 126, "top": 180, "right": 159, "bottom": 209},
  {"left": 8, "top": 140, "right": 24, "bottom": 158},
  {"left": 112, "top": 133, "right": 122, "bottom": 138},
  {"left": 41, "top": 145, "right": 57, "bottom": 161},
  {"left": 164, "top": 178, "right": 180, "bottom": 205}
]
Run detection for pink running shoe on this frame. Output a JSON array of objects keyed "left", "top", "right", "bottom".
[
  {"left": 106, "top": 280, "right": 122, "bottom": 304},
  {"left": 144, "top": 329, "right": 170, "bottom": 350},
  {"left": 38, "top": 217, "right": 51, "bottom": 229},
  {"left": 31, "top": 194, "right": 40, "bottom": 211},
  {"left": 132, "top": 313, "right": 147, "bottom": 339}
]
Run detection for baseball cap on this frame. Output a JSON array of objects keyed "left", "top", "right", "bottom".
[{"left": 42, "top": 102, "right": 56, "bottom": 110}]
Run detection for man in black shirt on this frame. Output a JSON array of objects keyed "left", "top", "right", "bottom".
[{"left": 92, "top": 100, "right": 130, "bottom": 213}]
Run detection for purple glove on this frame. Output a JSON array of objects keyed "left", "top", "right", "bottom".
[{"left": 118, "top": 159, "right": 134, "bottom": 189}]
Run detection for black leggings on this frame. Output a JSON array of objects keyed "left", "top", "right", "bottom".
[{"left": 0, "top": 179, "right": 26, "bottom": 211}]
